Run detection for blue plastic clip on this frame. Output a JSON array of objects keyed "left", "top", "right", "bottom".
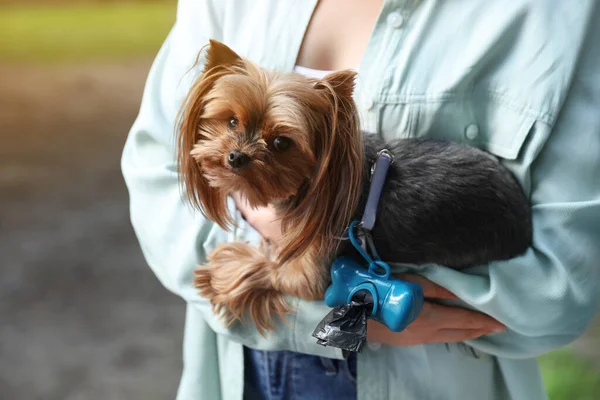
[
  {"left": 324, "top": 150, "right": 424, "bottom": 332},
  {"left": 325, "top": 222, "right": 424, "bottom": 332}
]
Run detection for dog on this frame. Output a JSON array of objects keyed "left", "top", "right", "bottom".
[{"left": 176, "top": 40, "right": 532, "bottom": 334}]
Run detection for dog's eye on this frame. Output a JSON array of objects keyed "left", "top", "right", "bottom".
[
  {"left": 228, "top": 117, "right": 238, "bottom": 129},
  {"left": 273, "top": 136, "right": 291, "bottom": 152}
]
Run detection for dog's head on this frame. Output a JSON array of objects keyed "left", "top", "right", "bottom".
[{"left": 178, "top": 40, "right": 363, "bottom": 261}]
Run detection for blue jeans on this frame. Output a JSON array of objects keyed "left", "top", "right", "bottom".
[{"left": 243, "top": 347, "right": 357, "bottom": 400}]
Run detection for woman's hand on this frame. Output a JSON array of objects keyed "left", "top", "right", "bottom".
[
  {"left": 233, "top": 195, "right": 505, "bottom": 345},
  {"left": 367, "top": 274, "right": 504, "bottom": 346},
  {"left": 232, "top": 193, "right": 283, "bottom": 242}
]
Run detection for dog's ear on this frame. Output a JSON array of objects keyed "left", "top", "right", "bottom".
[
  {"left": 320, "top": 70, "right": 357, "bottom": 99},
  {"left": 177, "top": 81, "right": 232, "bottom": 228},
  {"left": 279, "top": 70, "right": 364, "bottom": 263},
  {"left": 204, "top": 39, "right": 243, "bottom": 72},
  {"left": 175, "top": 41, "right": 243, "bottom": 229}
]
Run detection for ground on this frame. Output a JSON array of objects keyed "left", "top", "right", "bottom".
[{"left": 0, "top": 62, "right": 185, "bottom": 400}]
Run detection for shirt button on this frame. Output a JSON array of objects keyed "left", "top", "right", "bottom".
[
  {"left": 387, "top": 12, "right": 405, "bottom": 29},
  {"left": 465, "top": 124, "right": 480, "bottom": 140},
  {"left": 365, "top": 98, "right": 375, "bottom": 110}
]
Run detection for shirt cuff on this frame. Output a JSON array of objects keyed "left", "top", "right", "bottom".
[{"left": 289, "top": 297, "right": 347, "bottom": 360}]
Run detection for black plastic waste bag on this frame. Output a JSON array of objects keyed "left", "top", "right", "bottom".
[{"left": 312, "top": 300, "right": 369, "bottom": 353}]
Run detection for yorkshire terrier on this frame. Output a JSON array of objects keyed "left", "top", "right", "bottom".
[{"left": 177, "top": 40, "right": 532, "bottom": 333}]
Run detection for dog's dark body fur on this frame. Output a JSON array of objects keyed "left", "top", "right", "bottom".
[{"left": 340, "top": 134, "right": 533, "bottom": 268}]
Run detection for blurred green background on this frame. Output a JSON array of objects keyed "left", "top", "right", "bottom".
[
  {"left": 1, "top": 1, "right": 598, "bottom": 399},
  {"left": 0, "top": 1, "right": 174, "bottom": 63}
]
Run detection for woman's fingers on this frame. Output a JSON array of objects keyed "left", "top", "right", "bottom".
[
  {"left": 367, "top": 320, "right": 492, "bottom": 346},
  {"left": 366, "top": 301, "right": 504, "bottom": 347},
  {"left": 393, "top": 275, "right": 504, "bottom": 331},
  {"left": 418, "top": 302, "right": 504, "bottom": 332},
  {"left": 434, "top": 329, "right": 491, "bottom": 343},
  {"left": 395, "top": 273, "right": 458, "bottom": 300},
  {"left": 232, "top": 194, "right": 283, "bottom": 241}
]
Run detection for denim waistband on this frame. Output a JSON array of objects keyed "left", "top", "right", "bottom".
[{"left": 243, "top": 347, "right": 357, "bottom": 400}]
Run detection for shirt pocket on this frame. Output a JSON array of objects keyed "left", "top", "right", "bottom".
[{"left": 406, "top": 92, "right": 537, "bottom": 161}]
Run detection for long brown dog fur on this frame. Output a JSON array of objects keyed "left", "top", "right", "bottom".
[{"left": 178, "top": 40, "right": 364, "bottom": 334}]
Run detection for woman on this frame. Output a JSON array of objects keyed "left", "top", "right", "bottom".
[{"left": 121, "top": 1, "right": 600, "bottom": 399}]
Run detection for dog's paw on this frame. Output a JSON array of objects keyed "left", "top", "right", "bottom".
[
  {"left": 193, "top": 242, "right": 291, "bottom": 335},
  {"left": 193, "top": 266, "right": 218, "bottom": 302}
]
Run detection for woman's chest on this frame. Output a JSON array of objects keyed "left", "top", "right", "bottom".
[{"left": 211, "top": 0, "right": 584, "bottom": 165}]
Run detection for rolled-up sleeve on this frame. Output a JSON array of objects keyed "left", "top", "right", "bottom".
[
  {"left": 120, "top": 13, "right": 343, "bottom": 359},
  {"left": 422, "top": 15, "right": 600, "bottom": 359}
]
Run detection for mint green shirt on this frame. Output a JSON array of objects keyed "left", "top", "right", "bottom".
[{"left": 121, "top": 1, "right": 600, "bottom": 399}]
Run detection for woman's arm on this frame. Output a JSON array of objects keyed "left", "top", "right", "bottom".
[
  {"left": 416, "top": 13, "right": 600, "bottom": 359},
  {"left": 121, "top": 16, "right": 353, "bottom": 357}
]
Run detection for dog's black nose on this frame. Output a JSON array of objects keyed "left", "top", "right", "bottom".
[{"left": 228, "top": 150, "right": 250, "bottom": 169}]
